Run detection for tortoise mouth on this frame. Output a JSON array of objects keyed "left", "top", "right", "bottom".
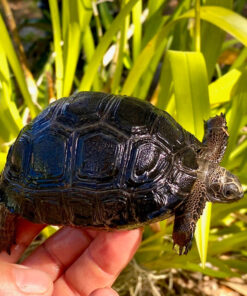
[{"left": 208, "top": 194, "right": 243, "bottom": 203}]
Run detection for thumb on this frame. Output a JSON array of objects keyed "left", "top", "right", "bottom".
[
  {"left": 0, "top": 261, "right": 53, "bottom": 296},
  {"left": 89, "top": 287, "right": 119, "bottom": 296}
]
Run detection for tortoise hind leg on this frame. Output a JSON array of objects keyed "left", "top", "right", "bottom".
[{"left": 0, "top": 203, "right": 17, "bottom": 254}]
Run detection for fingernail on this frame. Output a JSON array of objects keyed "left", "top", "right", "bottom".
[{"left": 13, "top": 265, "right": 52, "bottom": 294}]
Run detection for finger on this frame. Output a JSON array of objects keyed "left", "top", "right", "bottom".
[
  {"left": 0, "top": 218, "right": 45, "bottom": 263},
  {"left": 89, "top": 288, "right": 119, "bottom": 296},
  {"left": 22, "top": 227, "right": 94, "bottom": 280},
  {"left": 0, "top": 261, "right": 53, "bottom": 296},
  {"left": 53, "top": 229, "right": 142, "bottom": 296}
]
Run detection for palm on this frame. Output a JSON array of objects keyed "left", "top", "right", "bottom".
[{"left": 0, "top": 218, "right": 141, "bottom": 296}]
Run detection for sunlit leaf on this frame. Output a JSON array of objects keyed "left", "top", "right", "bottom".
[
  {"left": 0, "top": 13, "right": 39, "bottom": 117},
  {"left": 183, "top": 6, "right": 247, "bottom": 47},
  {"left": 208, "top": 68, "right": 242, "bottom": 106},
  {"left": 163, "top": 50, "right": 210, "bottom": 266},
  {"left": 48, "top": 0, "right": 64, "bottom": 98},
  {"left": 79, "top": 0, "right": 140, "bottom": 91}
]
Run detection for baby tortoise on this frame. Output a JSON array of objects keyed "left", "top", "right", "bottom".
[{"left": 0, "top": 92, "right": 244, "bottom": 255}]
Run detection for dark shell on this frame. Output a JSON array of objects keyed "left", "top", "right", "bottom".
[{"left": 1, "top": 92, "right": 202, "bottom": 229}]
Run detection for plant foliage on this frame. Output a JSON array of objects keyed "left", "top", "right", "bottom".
[{"left": 0, "top": 0, "right": 246, "bottom": 284}]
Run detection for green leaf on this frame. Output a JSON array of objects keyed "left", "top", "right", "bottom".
[
  {"left": 0, "top": 152, "right": 7, "bottom": 171},
  {"left": 132, "top": 1, "right": 142, "bottom": 62},
  {"left": 41, "top": 226, "right": 58, "bottom": 238},
  {"left": 183, "top": 6, "right": 247, "bottom": 47},
  {"left": 63, "top": 20, "right": 81, "bottom": 96},
  {"left": 208, "top": 231, "right": 247, "bottom": 256},
  {"left": 211, "top": 196, "right": 247, "bottom": 226},
  {"left": 63, "top": 0, "right": 93, "bottom": 96},
  {"left": 99, "top": 2, "right": 113, "bottom": 30},
  {"left": 123, "top": 4, "right": 247, "bottom": 98},
  {"left": 156, "top": 53, "right": 174, "bottom": 110},
  {"left": 0, "top": 42, "right": 22, "bottom": 137},
  {"left": 0, "top": 13, "right": 39, "bottom": 118},
  {"left": 49, "top": 0, "right": 64, "bottom": 98},
  {"left": 142, "top": 252, "right": 236, "bottom": 278},
  {"left": 165, "top": 50, "right": 210, "bottom": 136},
  {"left": 208, "top": 68, "right": 242, "bottom": 106},
  {"left": 121, "top": 20, "right": 172, "bottom": 96},
  {"left": 163, "top": 50, "right": 210, "bottom": 266},
  {"left": 79, "top": 0, "right": 140, "bottom": 91},
  {"left": 111, "top": 0, "right": 130, "bottom": 93},
  {"left": 136, "top": 35, "right": 167, "bottom": 99},
  {"left": 201, "top": 0, "right": 233, "bottom": 80},
  {"left": 195, "top": 203, "right": 212, "bottom": 269},
  {"left": 230, "top": 47, "right": 247, "bottom": 70},
  {"left": 223, "top": 259, "right": 247, "bottom": 274},
  {"left": 223, "top": 68, "right": 247, "bottom": 164}
]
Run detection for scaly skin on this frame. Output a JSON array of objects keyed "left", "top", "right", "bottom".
[
  {"left": 172, "top": 180, "right": 206, "bottom": 255},
  {"left": 0, "top": 203, "right": 16, "bottom": 254},
  {"left": 172, "top": 114, "right": 243, "bottom": 255}
]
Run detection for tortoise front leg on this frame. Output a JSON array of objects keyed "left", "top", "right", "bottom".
[
  {"left": 172, "top": 180, "right": 207, "bottom": 255},
  {"left": 199, "top": 113, "right": 229, "bottom": 163},
  {"left": 0, "top": 203, "right": 17, "bottom": 254}
]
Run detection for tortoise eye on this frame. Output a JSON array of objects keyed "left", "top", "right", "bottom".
[
  {"left": 225, "top": 190, "right": 231, "bottom": 197},
  {"left": 224, "top": 183, "right": 241, "bottom": 199}
]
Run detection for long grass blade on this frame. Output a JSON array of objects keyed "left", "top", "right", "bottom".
[
  {"left": 132, "top": 1, "right": 142, "bottom": 62},
  {"left": 121, "top": 21, "right": 172, "bottom": 96},
  {"left": 111, "top": 0, "right": 130, "bottom": 93},
  {"left": 48, "top": 0, "right": 64, "bottom": 98},
  {"left": 62, "top": 0, "right": 85, "bottom": 96},
  {"left": 0, "top": 43, "right": 22, "bottom": 136},
  {"left": 0, "top": 13, "right": 39, "bottom": 117},
  {"left": 223, "top": 69, "right": 247, "bottom": 164},
  {"left": 183, "top": 6, "right": 247, "bottom": 47},
  {"left": 201, "top": 0, "right": 233, "bottom": 80},
  {"left": 165, "top": 50, "right": 210, "bottom": 266},
  {"left": 0, "top": 152, "right": 7, "bottom": 171},
  {"left": 79, "top": 0, "right": 140, "bottom": 91}
]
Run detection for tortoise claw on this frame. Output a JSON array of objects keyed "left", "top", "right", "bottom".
[
  {"left": 172, "top": 233, "right": 193, "bottom": 255},
  {"left": 173, "top": 243, "right": 189, "bottom": 256},
  {"left": 179, "top": 246, "right": 184, "bottom": 256},
  {"left": 184, "top": 240, "right": 192, "bottom": 255}
]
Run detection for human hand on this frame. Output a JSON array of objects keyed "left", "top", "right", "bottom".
[{"left": 0, "top": 218, "right": 142, "bottom": 296}]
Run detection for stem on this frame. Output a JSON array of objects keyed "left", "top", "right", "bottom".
[
  {"left": 46, "top": 70, "right": 55, "bottom": 103},
  {"left": 48, "top": 0, "right": 64, "bottom": 98},
  {"left": 92, "top": 0, "right": 103, "bottom": 40},
  {"left": 195, "top": 0, "right": 201, "bottom": 52},
  {"left": 111, "top": 0, "right": 129, "bottom": 93},
  {"left": 132, "top": 1, "right": 142, "bottom": 62}
]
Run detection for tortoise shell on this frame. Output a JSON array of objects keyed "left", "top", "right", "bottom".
[{"left": 1, "top": 92, "right": 201, "bottom": 229}]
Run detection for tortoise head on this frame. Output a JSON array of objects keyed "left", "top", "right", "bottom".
[{"left": 205, "top": 164, "right": 244, "bottom": 203}]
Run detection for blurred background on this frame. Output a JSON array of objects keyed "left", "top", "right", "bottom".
[{"left": 0, "top": 0, "right": 247, "bottom": 295}]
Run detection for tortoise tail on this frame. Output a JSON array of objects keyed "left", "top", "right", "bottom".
[{"left": 0, "top": 189, "right": 16, "bottom": 254}]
